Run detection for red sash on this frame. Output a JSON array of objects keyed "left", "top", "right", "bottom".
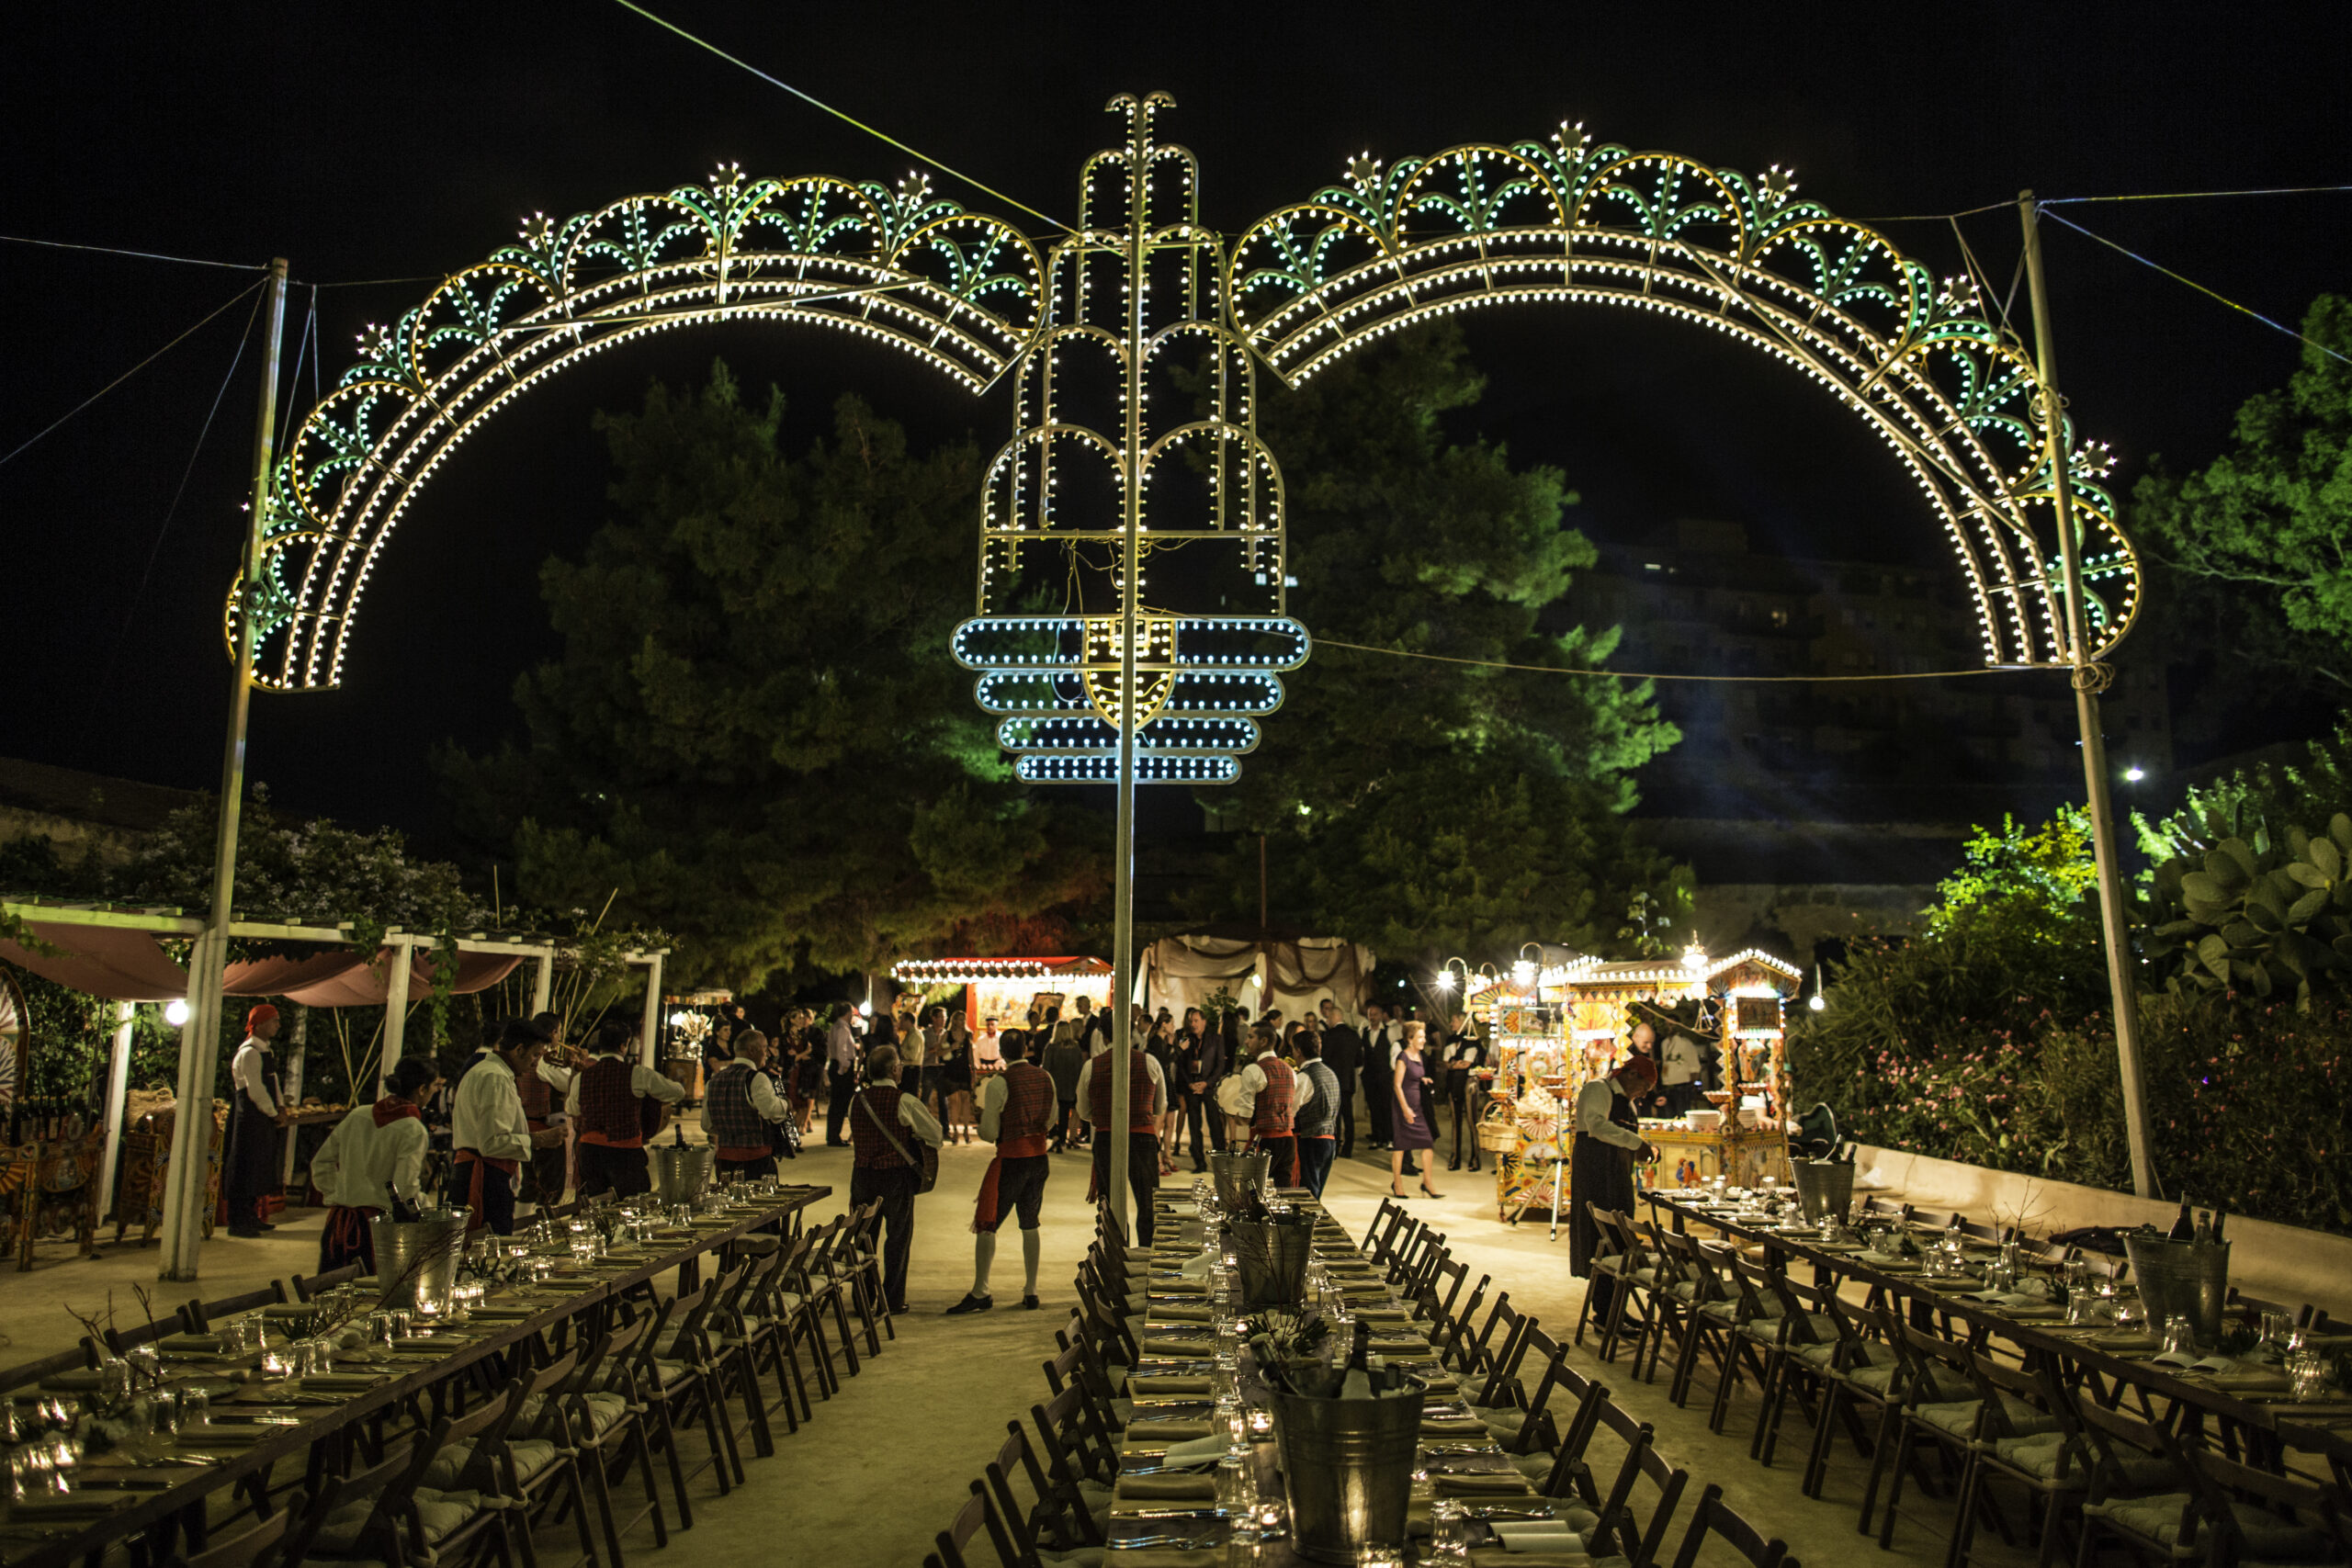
[
  {"left": 453, "top": 1149, "right": 519, "bottom": 1233},
  {"left": 717, "top": 1145, "right": 771, "bottom": 1162},
  {"left": 970, "top": 1134, "right": 1049, "bottom": 1234}
]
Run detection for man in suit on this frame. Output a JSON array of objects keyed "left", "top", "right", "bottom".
[
  {"left": 1363, "top": 1002, "right": 1396, "bottom": 1152},
  {"left": 1317, "top": 998, "right": 1363, "bottom": 1158}
]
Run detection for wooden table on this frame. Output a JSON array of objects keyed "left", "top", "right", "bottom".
[{"left": 0, "top": 1184, "right": 831, "bottom": 1568}]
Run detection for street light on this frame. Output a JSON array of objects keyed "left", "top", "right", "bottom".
[
  {"left": 164, "top": 999, "right": 190, "bottom": 1028},
  {"left": 2123, "top": 765, "right": 2145, "bottom": 783}
]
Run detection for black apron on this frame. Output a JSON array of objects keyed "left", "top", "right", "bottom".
[
  {"left": 1568, "top": 1082, "right": 1641, "bottom": 1280},
  {"left": 223, "top": 1047, "right": 281, "bottom": 1225}
]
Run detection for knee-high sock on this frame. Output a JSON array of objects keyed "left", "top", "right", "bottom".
[
  {"left": 1022, "top": 1226, "right": 1042, "bottom": 1295},
  {"left": 974, "top": 1230, "right": 998, "bottom": 1297}
]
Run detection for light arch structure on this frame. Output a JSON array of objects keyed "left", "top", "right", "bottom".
[
  {"left": 237, "top": 166, "right": 1042, "bottom": 690},
  {"left": 235, "top": 117, "right": 2139, "bottom": 690},
  {"left": 1227, "top": 127, "right": 2137, "bottom": 667}
]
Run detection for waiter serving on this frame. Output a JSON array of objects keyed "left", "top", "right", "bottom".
[{"left": 1567, "top": 1053, "right": 1659, "bottom": 1315}]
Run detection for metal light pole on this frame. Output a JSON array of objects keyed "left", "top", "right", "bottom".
[
  {"left": 1104, "top": 105, "right": 1148, "bottom": 1244},
  {"left": 160, "top": 257, "right": 289, "bottom": 1280},
  {"left": 2018, "top": 197, "right": 2158, "bottom": 1199}
]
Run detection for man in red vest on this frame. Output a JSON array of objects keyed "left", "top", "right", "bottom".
[
  {"left": 700, "top": 1029, "right": 791, "bottom": 1180},
  {"left": 513, "top": 1015, "right": 575, "bottom": 1215},
  {"left": 1075, "top": 1032, "right": 1167, "bottom": 1247},
  {"left": 567, "top": 1016, "right": 687, "bottom": 1199},
  {"left": 1235, "top": 1024, "right": 1303, "bottom": 1188},
  {"left": 947, "top": 1029, "right": 1055, "bottom": 1314},
  {"left": 850, "top": 1043, "right": 943, "bottom": 1315}
]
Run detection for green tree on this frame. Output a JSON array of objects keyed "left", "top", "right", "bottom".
[
  {"left": 111, "top": 799, "right": 481, "bottom": 934},
  {"left": 2132, "top": 295, "right": 2352, "bottom": 707},
  {"left": 439, "top": 364, "right": 1105, "bottom": 989},
  {"left": 1186, "top": 325, "right": 1683, "bottom": 958}
]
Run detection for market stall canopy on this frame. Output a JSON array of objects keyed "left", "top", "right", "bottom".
[
  {"left": 1, "top": 924, "right": 521, "bottom": 1004},
  {"left": 1, "top": 922, "right": 187, "bottom": 1001},
  {"left": 1138, "top": 931, "right": 1376, "bottom": 1021},
  {"left": 892, "top": 956, "right": 1116, "bottom": 1030}
]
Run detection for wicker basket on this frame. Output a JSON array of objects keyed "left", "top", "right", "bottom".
[{"left": 1475, "top": 1105, "right": 1521, "bottom": 1153}]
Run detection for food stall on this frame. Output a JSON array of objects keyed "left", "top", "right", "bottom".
[
  {"left": 1467, "top": 947, "right": 1804, "bottom": 1230},
  {"left": 888, "top": 957, "right": 1115, "bottom": 1032}
]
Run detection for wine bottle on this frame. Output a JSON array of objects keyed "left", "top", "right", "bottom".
[
  {"left": 2166, "top": 1196, "right": 2195, "bottom": 1242},
  {"left": 2193, "top": 1210, "right": 2211, "bottom": 1245},
  {"left": 1339, "top": 1318, "right": 1374, "bottom": 1400},
  {"left": 387, "top": 1180, "right": 419, "bottom": 1224},
  {"left": 2208, "top": 1205, "right": 2227, "bottom": 1246}
]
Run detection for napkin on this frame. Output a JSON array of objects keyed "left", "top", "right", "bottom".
[
  {"left": 1491, "top": 1521, "right": 1585, "bottom": 1553},
  {"left": 1467, "top": 1551, "right": 1588, "bottom": 1566},
  {"left": 1128, "top": 1376, "right": 1214, "bottom": 1396},
  {"left": 2089, "top": 1332, "right": 2161, "bottom": 1352},
  {"left": 1123, "top": 1418, "right": 1215, "bottom": 1442},
  {"left": 1114, "top": 1472, "right": 1217, "bottom": 1501},
  {"left": 1149, "top": 1306, "right": 1213, "bottom": 1324},
  {"left": 1108, "top": 1550, "right": 1221, "bottom": 1567},
  {"left": 1371, "top": 1337, "right": 1434, "bottom": 1356},
  {"left": 1433, "top": 1473, "right": 1536, "bottom": 1496},
  {"left": 299, "top": 1374, "right": 386, "bottom": 1393},
  {"left": 158, "top": 1334, "right": 225, "bottom": 1354},
  {"left": 1421, "top": 1415, "right": 1489, "bottom": 1436}
]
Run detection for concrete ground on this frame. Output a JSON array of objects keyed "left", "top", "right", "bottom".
[{"left": 0, "top": 1131, "right": 2037, "bottom": 1567}]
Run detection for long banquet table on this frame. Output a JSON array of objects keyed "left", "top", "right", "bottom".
[
  {"left": 1102, "top": 1190, "right": 1592, "bottom": 1567},
  {"left": 1640, "top": 1188, "right": 2352, "bottom": 1463},
  {"left": 0, "top": 1183, "right": 831, "bottom": 1568}
]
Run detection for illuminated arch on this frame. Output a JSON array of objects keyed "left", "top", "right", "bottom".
[
  {"left": 234, "top": 165, "right": 1043, "bottom": 690},
  {"left": 236, "top": 118, "right": 2140, "bottom": 692},
  {"left": 1227, "top": 127, "right": 2138, "bottom": 667}
]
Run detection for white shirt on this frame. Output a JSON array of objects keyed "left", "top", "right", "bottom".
[
  {"left": 827, "top": 1018, "right": 857, "bottom": 1071},
  {"left": 310, "top": 1104, "right": 430, "bottom": 1209},
  {"left": 452, "top": 1055, "right": 534, "bottom": 1163},
  {"left": 900, "top": 1024, "right": 929, "bottom": 1067},
  {"left": 1575, "top": 1078, "right": 1647, "bottom": 1152},
  {"left": 561, "top": 1057, "right": 689, "bottom": 1116},
  {"left": 1660, "top": 1033, "right": 1704, "bottom": 1086},
  {"left": 698, "top": 1063, "right": 787, "bottom": 1135},
  {"left": 231, "top": 1039, "right": 277, "bottom": 1117},
  {"left": 1072, "top": 1051, "right": 1168, "bottom": 1125},
  {"left": 1236, "top": 1052, "right": 1316, "bottom": 1113},
  {"left": 535, "top": 1057, "right": 576, "bottom": 1100},
  {"left": 974, "top": 1030, "right": 1003, "bottom": 1072},
  {"left": 977, "top": 1073, "right": 1011, "bottom": 1143}
]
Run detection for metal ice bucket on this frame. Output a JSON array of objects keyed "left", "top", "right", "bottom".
[
  {"left": 1208, "top": 1151, "right": 1269, "bottom": 1212},
  {"left": 648, "top": 1143, "right": 716, "bottom": 1206},
  {"left": 1790, "top": 1159, "right": 1856, "bottom": 1224},
  {"left": 1272, "top": 1377, "right": 1428, "bottom": 1564},
  {"left": 368, "top": 1209, "right": 469, "bottom": 1310},
  {"left": 2123, "top": 1236, "right": 2229, "bottom": 1344},
  {"left": 1229, "top": 1214, "right": 1317, "bottom": 1308}
]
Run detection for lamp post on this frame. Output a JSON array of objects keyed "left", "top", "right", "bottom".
[
  {"left": 2018, "top": 193, "right": 2158, "bottom": 1201},
  {"left": 159, "top": 256, "right": 288, "bottom": 1282}
]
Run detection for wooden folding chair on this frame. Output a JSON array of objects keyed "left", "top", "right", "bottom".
[{"left": 1664, "top": 1483, "right": 1794, "bottom": 1568}]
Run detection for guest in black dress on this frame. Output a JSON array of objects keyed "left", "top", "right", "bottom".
[{"left": 1568, "top": 1056, "right": 1659, "bottom": 1311}]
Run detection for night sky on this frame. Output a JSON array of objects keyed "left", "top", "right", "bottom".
[{"left": 6, "top": 3, "right": 2348, "bottom": 845}]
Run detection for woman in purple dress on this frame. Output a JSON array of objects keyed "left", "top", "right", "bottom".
[{"left": 1388, "top": 1021, "right": 1442, "bottom": 1199}]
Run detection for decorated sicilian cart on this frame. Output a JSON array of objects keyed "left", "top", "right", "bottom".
[{"left": 1469, "top": 947, "right": 1805, "bottom": 1233}]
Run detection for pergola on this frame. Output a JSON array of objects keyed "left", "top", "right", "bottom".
[{"left": 1, "top": 897, "right": 668, "bottom": 1261}]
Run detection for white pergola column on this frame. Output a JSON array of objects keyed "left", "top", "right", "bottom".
[
  {"left": 529, "top": 953, "right": 554, "bottom": 1016},
  {"left": 379, "top": 941, "right": 413, "bottom": 1096},
  {"left": 637, "top": 952, "right": 665, "bottom": 1067},
  {"left": 159, "top": 926, "right": 225, "bottom": 1280},
  {"left": 97, "top": 1001, "right": 135, "bottom": 1224},
  {"left": 279, "top": 1004, "right": 308, "bottom": 1183}
]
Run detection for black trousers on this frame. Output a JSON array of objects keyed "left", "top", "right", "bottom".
[
  {"left": 576, "top": 1144, "right": 650, "bottom": 1200},
  {"left": 1091, "top": 1132, "right": 1159, "bottom": 1247},
  {"left": 1329, "top": 1068, "right": 1359, "bottom": 1155},
  {"left": 523, "top": 1139, "right": 568, "bottom": 1207},
  {"left": 1255, "top": 1134, "right": 1298, "bottom": 1189},
  {"left": 1179, "top": 1091, "right": 1213, "bottom": 1171},
  {"left": 1365, "top": 1058, "right": 1394, "bottom": 1145},
  {"left": 851, "top": 1164, "right": 919, "bottom": 1308},
  {"left": 825, "top": 1066, "right": 855, "bottom": 1145}
]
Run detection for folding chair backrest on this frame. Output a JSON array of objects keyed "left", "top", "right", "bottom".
[
  {"left": 2181, "top": 1442, "right": 2349, "bottom": 1564},
  {"left": 1609, "top": 1409, "right": 1690, "bottom": 1567},
  {"left": 185, "top": 1281, "right": 288, "bottom": 1331},
  {"left": 1858, "top": 1195, "right": 1910, "bottom": 1222},
  {"left": 1469, "top": 1299, "right": 1535, "bottom": 1408},
  {"left": 1455, "top": 1286, "right": 1515, "bottom": 1375},
  {"left": 184, "top": 1505, "right": 291, "bottom": 1568},
  {"left": 1667, "top": 1482, "right": 1790, "bottom": 1568},
  {"left": 1956, "top": 1218, "right": 2001, "bottom": 1246},
  {"left": 280, "top": 1438, "right": 413, "bottom": 1567},
  {"left": 933, "top": 1477, "right": 1011, "bottom": 1568},
  {"left": 658, "top": 1277, "right": 722, "bottom": 1362},
  {"left": 102, "top": 1309, "right": 190, "bottom": 1358},
  {"left": 1967, "top": 1352, "right": 2063, "bottom": 1448},
  {"left": 290, "top": 1262, "right": 365, "bottom": 1303},
  {"left": 433, "top": 1374, "right": 531, "bottom": 1493},
  {"left": 1432, "top": 1272, "right": 1490, "bottom": 1368},
  {"left": 1, "top": 1345, "right": 95, "bottom": 1395},
  {"left": 2072, "top": 1393, "right": 2185, "bottom": 1504},
  {"left": 1907, "top": 1209, "right": 1961, "bottom": 1234}
]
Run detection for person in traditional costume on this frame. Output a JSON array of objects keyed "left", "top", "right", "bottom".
[
  {"left": 1567, "top": 1055, "right": 1659, "bottom": 1311},
  {"left": 309, "top": 1056, "right": 439, "bottom": 1272},
  {"left": 945, "top": 1030, "right": 1055, "bottom": 1314},
  {"left": 568, "top": 1016, "right": 687, "bottom": 1199},
  {"left": 224, "top": 1004, "right": 288, "bottom": 1237},
  {"left": 700, "top": 1028, "right": 791, "bottom": 1180},
  {"left": 452, "top": 1020, "right": 563, "bottom": 1235}
]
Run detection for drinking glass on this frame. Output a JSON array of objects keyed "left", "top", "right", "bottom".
[
  {"left": 1216, "top": 1449, "right": 1256, "bottom": 1510},
  {"left": 2289, "top": 1349, "right": 2329, "bottom": 1402},
  {"left": 2064, "top": 1292, "right": 2098, "bottom": 1326},
  {"left": 1428, "top": 1499, "right": 1470, "bottom": 1563},
  {"left": 2161, "top": 1314, "right": 2195, "bottom": 1356},
  {"left": 179, "top": 1388, "right": 210, "bottom": 1432},
  {"left": 259, "top": 1337, "right": 291, "bottom": 1378},
  {"left": 1253, "top": 1495, "right": 1289, "bottom": 1540},
  {"left": 1355, "top": 1548, "right": 1404, "bottom": 1568},
  {"left": 2261, "top": 1310, "right": 2295, "bottom": 1351}
]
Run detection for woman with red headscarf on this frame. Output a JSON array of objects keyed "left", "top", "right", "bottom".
[{"left": 223, "top": 1003, "right": 288, "bottom": 1237}]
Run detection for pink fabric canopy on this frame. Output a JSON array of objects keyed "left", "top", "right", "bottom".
[{"left": 1, "top": 924, "right": 525, "bottom": 1005}]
